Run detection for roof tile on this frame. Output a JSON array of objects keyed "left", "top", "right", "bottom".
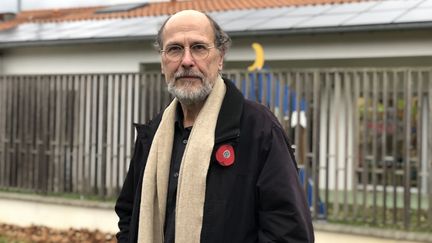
[{"left": 0, "top": 0, "right": 367, "bottom": 31}]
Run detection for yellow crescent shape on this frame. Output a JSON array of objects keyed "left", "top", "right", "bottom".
[{"left": 247, "top": 42, "right": 265, "bottom": 71}]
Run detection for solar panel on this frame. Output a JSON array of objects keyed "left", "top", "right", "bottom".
[
  {"left": 4, "top": 24, "right": 38, "bottom": 41},
  {"left": 66, "top": 22, "right": 117, "bottom": 39},
  {"left": 241, "top": 7, "right": 294, "bottom": 18},
  {"left": 370, "top": 0, "right": 422, "bottom": 11},
  {"left": 343, "top": 9, "right": 406, "bottom": 25},
  {"left": 210, "top": 10, "right": 254, "bottom": 22},
  {"left": 125, "top": 16, "right": 167, "bottom": 36},
  {"left": 95, "top": 2, "right": 149, "bottom": 14},
  {"left": 396, "top": 7, "right": 432, "bottom": 23},
  {"left": 325, "top": 1, "right": 379, "bottom": 14},
  {"left": 220, "top": 18, "right": 270, "bottom": 32},
  {"left": 287, "top": 5, "right": 332, "bottom": 16},
  {"left": 418, "top": 0, "right": 432, "bottom": 7},
  {"left": 250, "top": 16, "right": 310, "bottom": 30},
  {"left": 2, "top": 0, "right": 432, "bottom": 45},
  {"left": 85, "top": 16, "right": 164, "bottom": 38},
  {"left": 297, "top": 13, "right": 356, "bottom": 28}
]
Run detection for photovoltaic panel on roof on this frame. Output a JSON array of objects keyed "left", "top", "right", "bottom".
[
  {"left": 95, "top": 2, "right": 149, "bottom": 14},
  {"left": 2, "top": 0, "right": 432, "bottom": 46},
  {"left": 418, "top": 0, "right": 432, "bottom": 7},
  {"left": 343, "top": 9, "right": 406, "bottom": 25},
  {"left": 209, "top": 9, "right": 254, "bottom": 21},
  {"left": 370, "top": 0, "right": 422, "bottom": 11},
  {"left": 297, "top": 13, "right": 356, "bottom": 28},
  {"left": 396, "top": 8, "right": 432, "bottom": 23},
  {"left": 250, "top": 16, "right": 310, "bottom": 30},
  {"left": 220, "top": 18, "right": 269, "bottom": 32},
  {"left": 325, "top": 1, "right": 378, "bottom": 14},
  {"left": 241, "top": 7, "right": 294, "bottom": 18},
  {"left": 287, "top": 5, "right": 332, "bottom": 16}
]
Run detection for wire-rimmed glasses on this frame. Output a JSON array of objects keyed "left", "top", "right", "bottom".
[{"left": 160, "top": 43, "right": 215, "bottom": 62}]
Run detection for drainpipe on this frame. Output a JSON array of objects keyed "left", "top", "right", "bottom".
[
  {"left": 17, "top": 0, "right": 22, "bottom": 12},
  {"left": 0, "top": 53, "right": 4, "bottom": 75}
]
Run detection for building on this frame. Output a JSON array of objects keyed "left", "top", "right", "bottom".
[
  {"left": 0, "top": 0, "right": 431, "bottom": 226},
  {"left": 1, "top": 0, "right": 432, "bottom": 74}
]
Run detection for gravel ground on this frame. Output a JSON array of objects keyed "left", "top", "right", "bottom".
[{"left": 0, "top": 224, "right": 116, "bottom": 243}]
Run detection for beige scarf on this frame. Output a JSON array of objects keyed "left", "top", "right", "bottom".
[{"left": 138, "top": 76, "right": 226, "bottom": 243}]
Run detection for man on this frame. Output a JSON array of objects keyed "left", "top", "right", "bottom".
[{"left": 115, "top": 10, "right": 314, "bottom": 243}]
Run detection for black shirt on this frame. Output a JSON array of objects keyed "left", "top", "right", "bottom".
[{"left": 164, "top": 107, "right": 192, "bottom": 243}]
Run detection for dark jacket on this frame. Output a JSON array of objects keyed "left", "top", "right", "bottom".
[{"left": 115, "top": 78, "right": 314, "bottom": 243}]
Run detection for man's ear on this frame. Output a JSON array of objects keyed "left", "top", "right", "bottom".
[
  {"left": 218, "top": 53, "right": 225, "bottom": 71},
  {"left": 161, "top": 62, "right": 165, "bottom": 74}
]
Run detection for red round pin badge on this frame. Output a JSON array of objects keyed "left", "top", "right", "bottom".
[{"left": 215, "top": 144, "right": 235, "bottom": 166}]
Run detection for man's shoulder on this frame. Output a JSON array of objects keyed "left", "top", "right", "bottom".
[
  {"left": 133, "top": 112, "right": 163, "bottom": 139},
  {"left": 242, "top": 100, "right": 280, "bottom": 124}
]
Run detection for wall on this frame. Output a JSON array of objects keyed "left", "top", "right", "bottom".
[
  {"left": 2, "top": 30, "right": 432, "bottom": 74},
  {"left": 2, "top": 41, "right": 159, "bottom": 74}
]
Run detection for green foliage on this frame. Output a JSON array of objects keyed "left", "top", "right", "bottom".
[{"left": 0, "top": 235, "right": 28, "bottom": 243}]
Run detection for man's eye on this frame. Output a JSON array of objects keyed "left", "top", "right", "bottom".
[
  {"left": 192, "top": 44, "right": 207, "bottom": 51},
  {"left": 167, "top": 46, "right": 183, "bottom": 53}
]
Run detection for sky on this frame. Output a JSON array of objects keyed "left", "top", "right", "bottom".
[{"left": 0, "top": 0, "right": 167, "bottom": 12}]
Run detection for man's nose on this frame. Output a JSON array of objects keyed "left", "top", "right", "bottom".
[{"left": 180, "top": 48, "right": 195, "bottom": 68}]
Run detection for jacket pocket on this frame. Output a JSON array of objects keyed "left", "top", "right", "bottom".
[{"left": 201, "top": 200, "right": 226, "bottom": 243}]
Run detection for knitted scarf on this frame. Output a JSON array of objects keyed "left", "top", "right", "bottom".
[{"left": 137, "top": 76, "right": 226, "bottom": 243}]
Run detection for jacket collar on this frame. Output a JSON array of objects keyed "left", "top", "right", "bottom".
[
  {"left": 136, "top": 77, "right": 244, "bottom": 143},
  {"left": 214, "top": 78, "right": 244, "bottom": 143}
]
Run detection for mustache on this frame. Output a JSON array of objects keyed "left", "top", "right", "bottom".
[{"left": 174, "top": 70, "right": 204, "bottom": 80}]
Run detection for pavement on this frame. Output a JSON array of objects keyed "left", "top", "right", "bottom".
[
  {"left": 0, "top": 192, "right": 430, "bottom": 243},
  {"left": 315, "top": 231, "right": 422, "bottom": 243}
]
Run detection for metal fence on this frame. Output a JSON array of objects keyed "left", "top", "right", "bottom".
[
  {"left": 0, "top": 73, "right": 171, "bottom": 197},
  {"left": 0, "top": 68, "right": 431, "bottom": 230}
]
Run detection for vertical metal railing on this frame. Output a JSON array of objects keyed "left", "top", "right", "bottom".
[
  {"left": 0, "top": 68, "right": 431, "bottom": 230},
  {"left": 0, "top": 73, "right": 172, "bottom": 198}
]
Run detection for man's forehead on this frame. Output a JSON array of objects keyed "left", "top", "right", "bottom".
[
  {"left": 162, "top": 10, "right": 214, "bottom": 43},
  {"left": 166, "top": 10, "right": 209, "bottom": 25},
  {"left": 164, "top": 11, "right": 212, "bottom": 32}
]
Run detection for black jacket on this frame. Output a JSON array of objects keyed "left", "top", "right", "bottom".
[{"left": 115, "top": 79, "right": 314, "bottom": 243}]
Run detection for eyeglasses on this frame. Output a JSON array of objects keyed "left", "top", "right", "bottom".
[{"left": 160, "top": 43, "right": 215, "bottom": 62}]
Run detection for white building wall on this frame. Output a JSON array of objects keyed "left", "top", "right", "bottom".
[
  {"left": 229, "top": 31, "right": 432, "bottom": 62},
  {"left": 2, "top": 30, "right": 432, "bottom": 75},
  {"left": 2, "top": 41, "right": 160, "bottom": 74}
]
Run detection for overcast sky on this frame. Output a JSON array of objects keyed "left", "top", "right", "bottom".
[{"left": 0, "top": 0, "right": 167, "bottom": 12}]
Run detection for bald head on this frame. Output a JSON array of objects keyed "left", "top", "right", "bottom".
[
  {"left": 155, "top": 10, "right": 231, "bottom": 54},
  {"left": 166, "top": 10, "right": 209, "bottom": 26}
]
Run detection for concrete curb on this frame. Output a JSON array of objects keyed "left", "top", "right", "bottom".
[
  {"left": 0, "top": 192, "right": 114, "bottom": 210},
  {"left": 0, "top": 192, "right": 118, "bottom": 233},
  {"left": 1, "top": 192, "right": 431, "bottom": 241},
  {"left": 314, "top": 222, "right": 432, "bottom": 243}
]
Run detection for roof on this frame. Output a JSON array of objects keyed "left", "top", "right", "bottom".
[
  {"left": 1, "top": 0, "right": 432, "bottom": 48},
  {"left": 0, "top": 0, "right": 363, "bottom": 31}
]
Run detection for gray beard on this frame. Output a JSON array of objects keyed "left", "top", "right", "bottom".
[{"left": 167, "top": 79, "right": 213, "bottom": 105}]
